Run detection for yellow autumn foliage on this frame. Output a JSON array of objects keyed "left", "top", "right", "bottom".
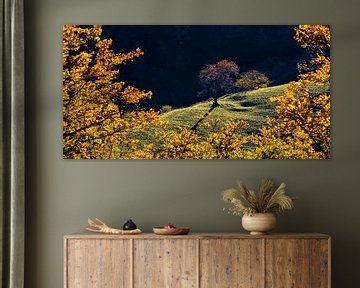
[
  {"left": 248, "top": 25, "right": 331, "bottom": 159},
  {"left": 63, "top": 25, "right": 159, "bottom": 159}
]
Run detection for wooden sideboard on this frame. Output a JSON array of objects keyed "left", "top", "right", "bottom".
[{"left": 64, "top": 233, "right": 330, "bottom": 288}]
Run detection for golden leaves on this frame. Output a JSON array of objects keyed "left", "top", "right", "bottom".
[
  {"left": 155, "top": 120, "right": 249, "bottom": 159},
  {"left": 249, "top": 25, "right": 331, "bottom": 159},
  {"left": 295, "top": 25, "right": 330, "bottom": 50},
  {"left": 63, "top": 25, "right": 157, "bottom": 159},
  {"left": 122, "top": 86, "right": 152, "bottom": 104}
]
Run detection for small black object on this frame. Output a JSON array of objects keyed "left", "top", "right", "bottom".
[{"left": 123, "top": 219, "right": 137, "bottom": 230}]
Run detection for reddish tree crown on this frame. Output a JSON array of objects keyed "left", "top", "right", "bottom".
[{"left": 199, "top": 59, "right": 240, "bottom": 99}]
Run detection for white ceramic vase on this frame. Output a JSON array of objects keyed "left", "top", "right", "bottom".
[{"left": 242, "top": 213, "right": 276, "bottom": 235}]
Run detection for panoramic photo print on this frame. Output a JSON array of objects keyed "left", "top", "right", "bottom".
[{"left": 63, "top": 25, "right": 330, "bottom": 159}]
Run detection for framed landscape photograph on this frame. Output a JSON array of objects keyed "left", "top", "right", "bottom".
[{"left": 63, "top": 25, "right": 330, "bottom": 159}]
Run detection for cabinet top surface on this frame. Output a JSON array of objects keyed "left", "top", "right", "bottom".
[{"left": 64, "top": 232, "right": 330, "bottom": 240}]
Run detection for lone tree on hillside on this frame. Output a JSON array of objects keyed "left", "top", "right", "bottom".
[
  {"left": 198, "top": 59, "right": 240, "bottom": 104},
  {"left": 192, "top": 60, "right": 240, "bottom": 131}
]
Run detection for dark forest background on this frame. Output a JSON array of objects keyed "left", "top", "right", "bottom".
[{"left": 101, "top": 25, "right": 307, "bottom": 109}]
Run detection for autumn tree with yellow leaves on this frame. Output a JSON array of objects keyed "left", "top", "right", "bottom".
[
  {"left": 248, "top": 25, "right": 331, "bottom": 159},
  {"left": 156, "top": 120, "right": 248, "bottom": 159},
  {"left": 63, "top": 25, "right": 159, "bottom": 159}
]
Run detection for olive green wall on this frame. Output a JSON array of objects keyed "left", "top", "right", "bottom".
[{"left": 24, "top": 0, "right": 360, "bottom": 287}]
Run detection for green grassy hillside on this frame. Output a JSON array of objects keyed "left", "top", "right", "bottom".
[
  {"left": 160, "top": 84, "right": 289, "bottom": 136},
  {"left": 160, "top": 83, "right": 330, "bottom": 137},
  {"left": 133, "top": 83, "right": 330, "bottom": 147}
]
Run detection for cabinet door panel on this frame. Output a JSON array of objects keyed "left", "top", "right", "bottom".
[
  {"left": 66, "top": 239, "right": 131, "bottom": 288},
  {"left": 134, "top": 239, "right": 198, "bottom": 288},
  {"left": 200, "top": 239, "right": 264, "bottom": 288},
  {"left": 265, "top": 239, "right": 310, "bottom": 288},
  {"left": 310, "top": 239, "right": 330, "bottom": 288}
]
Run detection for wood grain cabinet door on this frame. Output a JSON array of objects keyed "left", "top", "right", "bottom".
[
  {"left": 200, "top": 239, "right": 264, "bottom": 288},
  {"left": 133, "top": 239, "right": 198, "bottom": 288},
  {"left": 309, "top": 239, "right": 330, "bottom": 288},
  {"left": 265, "top": 239, "right": 329, "bottom": 288},
  {"left": 66, "top": 239, "right": 131, "bottom": 288}
]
